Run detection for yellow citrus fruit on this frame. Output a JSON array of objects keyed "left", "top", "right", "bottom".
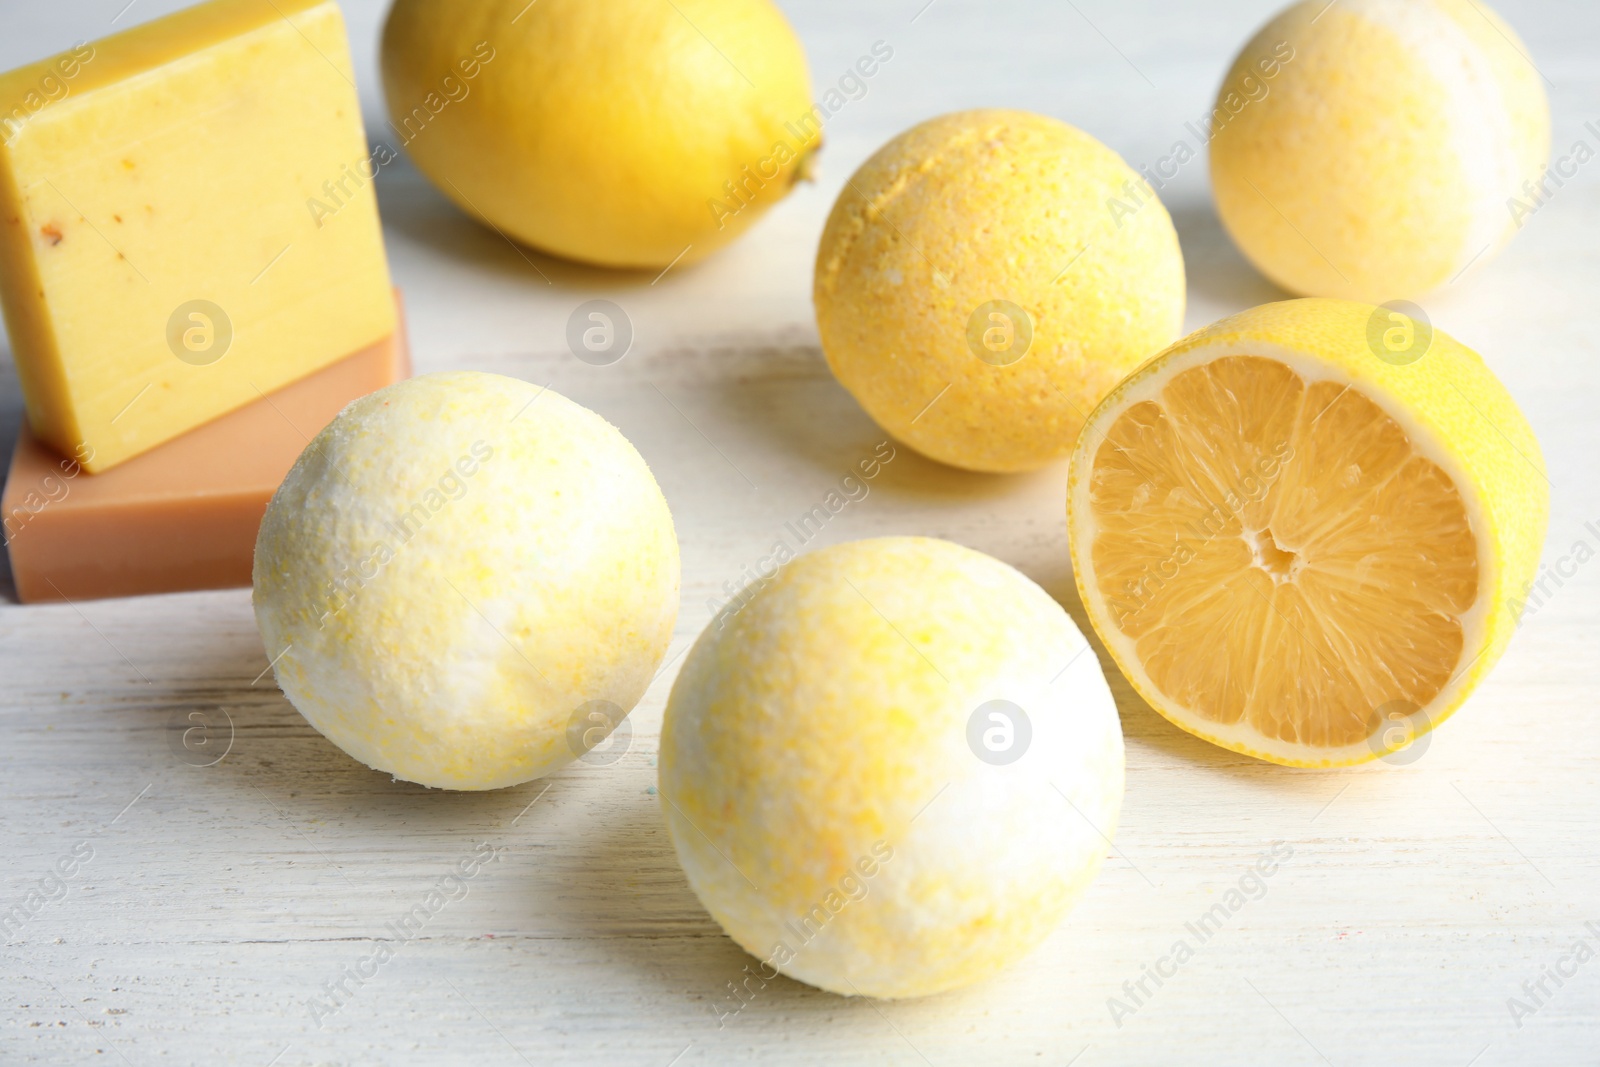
[
  {"left": 1210, "top": 0, "right": 1549, "bottom": 303},
  {"left": 253, "top": 372, "right": 679, "bottom": 789},
  {"left": 1067, "top": 299, "right": 1547, "bottom": 767},
  {"left": 660, "top": 537, "right": 1124, "bottom": 999},
  {"left": 814, "top": 109, "right": 1185, "bottom": 473},
  {"left": 380, "top": 0, "right": 817, "bottom": 269}
]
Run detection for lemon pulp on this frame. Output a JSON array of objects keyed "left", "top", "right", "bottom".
[{"left": 1087, "top": 355, "right": 1479, "bottom": 750}]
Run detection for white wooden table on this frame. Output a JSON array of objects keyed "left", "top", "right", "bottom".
[{"left": 3, "top": 1, "right": 1598, "bottom": 1063}]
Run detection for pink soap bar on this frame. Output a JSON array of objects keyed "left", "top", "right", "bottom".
[{"left": 3, "top": 296, "right": 411, "bottom": 602}]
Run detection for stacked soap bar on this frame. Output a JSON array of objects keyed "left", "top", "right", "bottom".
[
  {"left": 0, "top": 0, "right": 404, "bottom": 601},
  {"left": 3, "top": 312, "right": 409, "bottom": 602}
]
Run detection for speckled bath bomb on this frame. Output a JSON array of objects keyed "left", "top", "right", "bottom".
[
  {"left": 814, "top": 109, "right": 1186, "bottom": 473},
  {"left": 660, "top": 537, "right": 1124, "bottom": 999},
  {"left": 1210, "top": 0, "right": 1549, "bottom": 302},
  {"left": 253, "top": 371, "right": 679, "bottom": 790}
]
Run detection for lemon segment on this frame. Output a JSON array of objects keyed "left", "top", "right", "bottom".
[{"left": 1067, "top": 299, "right": 1547, "bottom": 766}]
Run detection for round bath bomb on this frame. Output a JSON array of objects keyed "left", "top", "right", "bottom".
[
  {"left": 1210, "top": 0, "right": 1549, "bottom": 302},
  {"left": 253, "top": 372, "right": 679, "bottom": 790},
  {"left": 381, "top": 0, "right": 817, "bottom": 269},
  {"left": 814, "top": 109, "right": 1186, "bottom": 473},
  {"left": 660, "top": 537, "right": 1124, "bottom": 998}
]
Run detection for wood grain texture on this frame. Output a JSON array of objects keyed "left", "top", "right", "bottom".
[{"left": 3, "top": 1, "right": 1598, "bottom": 1064}]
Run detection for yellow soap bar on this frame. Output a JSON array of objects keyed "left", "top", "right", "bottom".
[{"left": 0, "top": 0, "right": 395, "bottom": 473}]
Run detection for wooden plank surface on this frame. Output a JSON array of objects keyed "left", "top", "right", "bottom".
[{"left": 3, "top": 1, "right": 1598, "bottom": 1063}]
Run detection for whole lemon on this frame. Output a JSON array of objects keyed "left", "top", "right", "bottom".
[
  {"left": 1210, "top": 0, "right": 1549, "bottom": 303},
  {"left": 660, "top": 537, "right": 1124, "bottom": 999},
  {"left": 814, "top": 109, "right": 1186, "bottom": 473},
  {"left": 380, "top": 0, "right": 818, "bottom": 269},
  {"left": 253, "top": 372, "right": 679, "bottom": 790}
]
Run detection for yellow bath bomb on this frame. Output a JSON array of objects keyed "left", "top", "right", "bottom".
[
  {"left": 1210, "top": 0, "right": 1549, "bottom": 303},
  {"left": 380, "top": 0, "right": 817, "bottom": 269},
  {"left": 814, "top": 109, "right": 1185, "bottom": 473},
  {"left": 660, "top": 537, "right": 1124, "bottom": 998},
  {"left": 253, "top": 372, "right": 679, "bottom": 790}
]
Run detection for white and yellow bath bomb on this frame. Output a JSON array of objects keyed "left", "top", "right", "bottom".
[
  {"left": 814, "top": 109, "right": 1186, "bottom": 473},
  {"left": 660, "top": 537, "right": 1124, "bottom": 999},
  {"left": 253, "top": 372, "right": 678, "bottom": 790},
  {"left": 1210, "top": 0, "right": 1549, "bottom": 303}
]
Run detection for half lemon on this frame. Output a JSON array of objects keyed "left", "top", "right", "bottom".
[{"left": 1067, "top": 299, "right": 1547, "bottom": 766}]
